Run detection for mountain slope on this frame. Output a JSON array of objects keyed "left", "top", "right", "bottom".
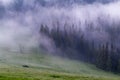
[{"left": 0, "top": 50, "right": 120, "bottom": 80}]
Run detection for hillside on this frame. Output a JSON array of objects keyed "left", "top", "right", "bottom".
[
  {"left": 0, "top": 0, "right": 120, "bottom": 80},
  {"left": 0, "top": 50, "right": 120, "bottom": 80}
]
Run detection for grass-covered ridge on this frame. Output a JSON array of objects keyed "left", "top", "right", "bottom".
[
  {"left": 0, "top": 64, "right": 118, "bottom": 80},
  {"left": 0, "top": 50, "right": 120, "bottom": 80}
]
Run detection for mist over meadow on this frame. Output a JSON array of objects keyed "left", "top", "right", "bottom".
[{"left": 0, "top": 0, "right": 120, "bottom": 72}]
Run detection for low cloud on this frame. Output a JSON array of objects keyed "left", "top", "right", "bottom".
[{"left": 0, "top": 0, "right": 120, "bottom": 52}]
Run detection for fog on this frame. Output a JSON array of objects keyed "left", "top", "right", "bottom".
[{"left": 0, "top": 0, "right": 119, "bottom": 53}]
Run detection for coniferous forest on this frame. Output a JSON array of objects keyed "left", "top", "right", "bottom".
[
  {"left": 40, "top": 20, "right": 120, "bottom": 73},
  {"left": 0, "top": 0, "right": 120, "bottom": 80}
]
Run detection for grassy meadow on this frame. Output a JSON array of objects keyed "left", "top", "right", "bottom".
[{"left": 0, "top": 50, "right": 120, "bottom": 80}]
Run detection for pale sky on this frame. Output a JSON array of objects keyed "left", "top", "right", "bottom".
[{"left": 0, "top": 0, "right": 13, "bottom": 5}]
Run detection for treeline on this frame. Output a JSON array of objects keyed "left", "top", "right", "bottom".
[{"left": 39, "top": 23, "right": 120, "bottom": 73}]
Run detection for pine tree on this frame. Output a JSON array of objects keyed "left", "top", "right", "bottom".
[{"left": 117, "top": 59, "right": 120, "bottom": 72}]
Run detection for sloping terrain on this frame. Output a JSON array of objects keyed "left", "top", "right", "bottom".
[{"left": 0, "top": 50, "right": 120, "bottom": 80}]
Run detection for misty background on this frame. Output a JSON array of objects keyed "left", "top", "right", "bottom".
[{"left": 0, "top": 0, "right": 119, "bottom": 52}]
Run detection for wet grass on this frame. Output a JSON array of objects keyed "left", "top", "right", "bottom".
[
  {"left": 0, "top": 50, "right": 120, "bottom": 80},
  {"left": 0, "top": 64, "right": 118, "bottom": 80}
]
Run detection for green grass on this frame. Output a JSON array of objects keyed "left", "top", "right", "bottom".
[
  {"left": 0, "top": 50, "right": 120, "bottom": 80},
  {"left": 0, "top": 63, "right": 118, "bottom": 80}
]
